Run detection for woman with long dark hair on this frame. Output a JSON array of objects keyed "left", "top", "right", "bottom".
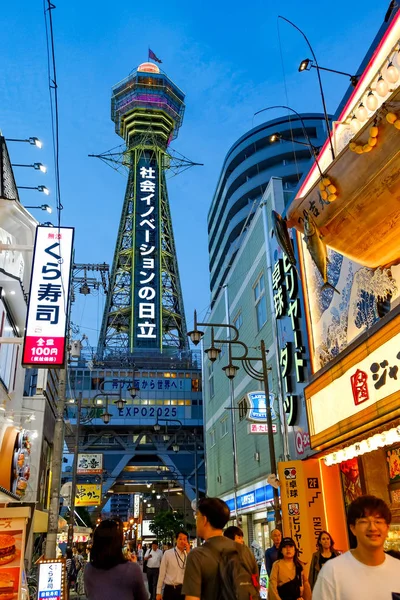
[
  {"left": 84, "top": 519, "right": 148, "bottom": 600},
  {"left": 268, "top": 537, "right": 311, "bottom": 600},
  {"left": 308, "top": 530, "right": 340, "bottom": 590}
]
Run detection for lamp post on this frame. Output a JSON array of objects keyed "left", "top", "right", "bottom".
[
  {"left": 254, "top": 105, "right": 324, "bottom": 176},
  {"left": 188, "top": 311, "right": 282, "bottom": 529},
  {"left": 67, "top": 392, "right": 82, "bottom": 548},
  {"left": 24, "top": 204, "right": 52, "bottom": 213},
  {"left": 269, "top": 132, "right": 321, "bottom": 154},
  {"left": 17, "top": 185, "right": 50, "bottom": 195},
  {"left": 6, "top": 137, "right": 43, "bottom": 148},
  {"left": 278, "top": 15, "right": 335, "bottom": 160},
  {"left": 298, "top": 58, "right": 360, "bottom": 87},
  {"left": 12, "top": 162, "right": 47, "bottom": 173}
]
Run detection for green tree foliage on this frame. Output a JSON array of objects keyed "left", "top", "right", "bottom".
[{"left": 149, "top": 510, "right": 186, "bottom": 543}]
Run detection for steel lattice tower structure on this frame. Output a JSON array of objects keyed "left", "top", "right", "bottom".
[{"left": 98, "top": 62, "right": 189, "bottom": 354}]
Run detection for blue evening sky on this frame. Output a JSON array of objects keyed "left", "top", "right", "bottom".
[{"left": 2, "top": 0, "right": 385, "bottom": 347}]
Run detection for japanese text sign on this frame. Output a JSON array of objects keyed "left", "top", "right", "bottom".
[
  {"left": 133, "top": 156, "right": 160, "bottom": 349},
  {"left": 77, "top": 454, "right": 103, "bottom": 475},
  {"left": 22, "top": 226, "right": 74, "bottom": 368},
  {"left": 38, "top": 560, "right": 65, "bottom": 600},
  {"left": 75, "top": 484, "right": 101, "bottom": 506},
  {"left": 272, "top": 253, "right": 306, "bottom": 426},
  {"left": 307, "top": 329, "right": 400, "bottom": 442},
  {"left": 134, "top": 494, "right": 140, "bottom": 518},
  {"left": 278, "top": 460, "right": 326, "bottom": 566}
]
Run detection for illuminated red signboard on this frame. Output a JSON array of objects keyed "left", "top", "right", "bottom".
[{"left": 22, "top": 226, "right": 74, "bottom": 368}]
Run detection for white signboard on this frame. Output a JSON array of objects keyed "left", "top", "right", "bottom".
[
  {"left": 142, "top": 520, "right": 153, "bottom": 536},
  {"left": 38, "top": 560, "right": 64, "bottom": 599},
  {"left": 77, "top": 454, "right": 103, "bottom": 474},
  {"left": 248, "top": 423, "right": 277, "bottom": 434},
  {"left": 134, "top": 494, "right": 140, "bottom": 518},
  {"left": 308, "top": 330, "right": 400, "bottom": 437},
  {"left": 22, "top": 226, "right": 74, "bottom": 367}
]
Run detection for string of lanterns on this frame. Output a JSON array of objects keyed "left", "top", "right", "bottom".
[
  {"left": 318, "top": 176, "right": 338, "bottom": 202},
  {"left": 348, "top": 44, "right": 400, "bottom": 134},
  {"left": 349, "top": 123, "right": 379, "bottom": 154},
  {"left": 324, "top": 425, "right": 400, "bottom": 466}
]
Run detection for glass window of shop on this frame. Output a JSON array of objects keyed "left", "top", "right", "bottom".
[
  {"left": 0, "top": 309, "right": 17, "bottom": 391},
  {"left": 253, "top": 510, "right": 275, "bottom": 554}
]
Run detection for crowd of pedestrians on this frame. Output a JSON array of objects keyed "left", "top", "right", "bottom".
[{"left": 62, "top": 493, "right": 399, "bottom": 600}]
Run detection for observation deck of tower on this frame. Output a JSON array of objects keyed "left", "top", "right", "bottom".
[{"left": 98, "top": 62, "right": 188, "bottom": 355}]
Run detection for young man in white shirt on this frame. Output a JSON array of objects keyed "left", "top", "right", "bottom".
[
  {"left": 145, "top": 541, "right": 163, "bottom": 600},
  {"left": 313, "top": 494, "right": 400, "bottom": 600},
  {"left": 156, "top": 531, "right": 190, "bottom": 600}
]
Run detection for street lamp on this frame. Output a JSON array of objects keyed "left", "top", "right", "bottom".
[
  {"left": 254, "top": 106, "right": 324, "bottom": 177},
  {"left": 298, "top": 58, "right": 360, "bottom": 87},
  {"left": 278, "top": 15, "right": 335, "bottom": 160},
  {"left": 269, "top": 132, "right": 321, "bottom": 154},
  {"left": 24, "top": 204, "right": 52, "bottom": 213},
  {"left": 6, "top": 137, "right": 43, "bottom": 148},
  {"left": 101, "top": 411, "right": 112, "bottom": 424},
  {"left": 189, "top": 310, "right": 282, "bottom": 529},
  {"left": 114, "top": 398, "right": 127, "bottom": 410},
  {"left": 12, "top": 162, "right": 47, "bottom": 173},
  {"left": 18, "top": 185, "right": 50, "bottom": 195},
  {"left": 128, "top": 384, "right": 140, "bottom": 399}
]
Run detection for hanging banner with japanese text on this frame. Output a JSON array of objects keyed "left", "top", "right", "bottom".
[
  {"left": 22, "top": 226, "right": 74, "bottom": 368},
  {"left": 133, "top": 153, "right": 161, "bottom": 349},
  {"left": 75, "top": 484, "right": 101, "bottom": 506},
  {"left": 278, "top": 459, "right": 326, "bottom": 567}
]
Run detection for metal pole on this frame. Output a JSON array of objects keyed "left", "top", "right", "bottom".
[
  {"left": 67, "top": 392, "right": 82, "bottom": 548},
  {"left": 45, "top": 365, "right": 67, "bottom": 557},
  {"left": 183, "top": 475, "right": 186, "bottom": 528},
  {"left": 193, "top": 430, "right": 199, "bottom": 510},
  {"left": 260, "top": 339, "right": 282, "bottom": 530}
]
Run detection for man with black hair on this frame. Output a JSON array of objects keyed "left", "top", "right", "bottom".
[
  {"left": 182, "top": 497, "right": 259, "bottom": 600},
  {"left": 313, "top": 495, "right": 400, "bottom": 599},
  {"left": 223, "top": 525, "right": 244, "bottom": 544},
  {"left": 156, "top": 531, "right": 190, "bottom": 600}
]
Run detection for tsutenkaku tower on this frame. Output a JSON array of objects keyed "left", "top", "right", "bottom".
[{"left": 98, "top": 62, "right": 188, "bottom": 354}]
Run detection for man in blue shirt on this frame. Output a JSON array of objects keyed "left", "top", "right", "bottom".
[{"left": 265, "top": 529, "right": 282, "bottom": 576}]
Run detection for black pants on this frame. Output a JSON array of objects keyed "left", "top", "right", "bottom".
[
  {"left": 163, "top": 584, "right": 184, "bottom": 600},
  {"left": 147, "top": 567, "right": 160, "bottom": 600}
]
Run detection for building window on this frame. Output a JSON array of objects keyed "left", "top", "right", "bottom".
[
  {"left": 209, "top": 429, "right": 216, "bottom": 447},
  {"left": 238, "top": 398, "right": 248, "bottom": 421},
  {"left": 233, "top": 311, "right": 243, "bottom": 330},
  {"left": 254, "top": 273, "right": 267, "bottom": 330},
  {"left": 220, "top": 416, "right": 229, "bottom": 437},
  {"left": 208, "top": 362, "right": 215, "bottom": 398}
]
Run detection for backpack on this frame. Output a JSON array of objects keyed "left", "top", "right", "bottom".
[{"left": 208, "top": 543, "right": 262, "bottom": 600}]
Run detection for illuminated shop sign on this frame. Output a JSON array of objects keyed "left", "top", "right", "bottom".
[
  {"left": 75, "top": 484, "right": 101, "bottom": 506},
  {"left": 38, "top": 559, "right": 65, "bottom": 600},
  {"left": 272, "top": 254, "right": 305, "bottom": 426},
  {"left": 133, "top": 156, "right": 161, "bottom": 348},
  {"left": 224, "top": 483, "right": 274, "bottom": 514},
  {"left": 22, "top": 226, "right": 74, "bottom": 368},
  {"left": 278, "top": 460, "right": 326, "bottom": 563},
  {"left": 77, "top": 454, "right": 103, "bottom": 475},
  {"left": 246, "top": 391, "right": 277, "bottom": 422},
  {"left": 134, "top": 494, "right": 140, "bottom": 518},
  {"left": 307, "top": 328, "right": 400, "bottom": 441}
]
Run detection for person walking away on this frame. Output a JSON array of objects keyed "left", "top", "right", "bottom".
[
  {"left": 156, "top": 530, "right": 190, "bottom": 600},
  {"left": 313, "top": 495, "right": 400, "bottom": 600},
  {"left": 251, "top": 540, "right": 264, "bottom": 574},
  {"left": 182, "top": 497, "right": 260, "bottom": 600},
  {"left": 65, "top": 547, "right": 78, "bottom": 599},
  {"left": 308, "top": 530, "right": 340, "bottom": 590},
  {"left": 223, "top": 526, "right": 244, "bottom": 544},
  {"left": 265, "top": 529, "right": 282, "bottom": 577},
  {"left": 268, "top": 537, "right": 311, "bottom": 600},
  {"left": 84, "top": 518, "right": 148, "bottom": 600},
  {"left": 145, "top": 541, "right": 163, "bottom": 600}
]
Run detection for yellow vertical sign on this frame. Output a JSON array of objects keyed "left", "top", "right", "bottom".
[{"left": 278, "top": 459, "right": 327, "bottom": 567}]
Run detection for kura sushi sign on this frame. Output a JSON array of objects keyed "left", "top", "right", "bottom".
[{"left": 22, "top": 227, "right": 74, "bottom": 368}]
